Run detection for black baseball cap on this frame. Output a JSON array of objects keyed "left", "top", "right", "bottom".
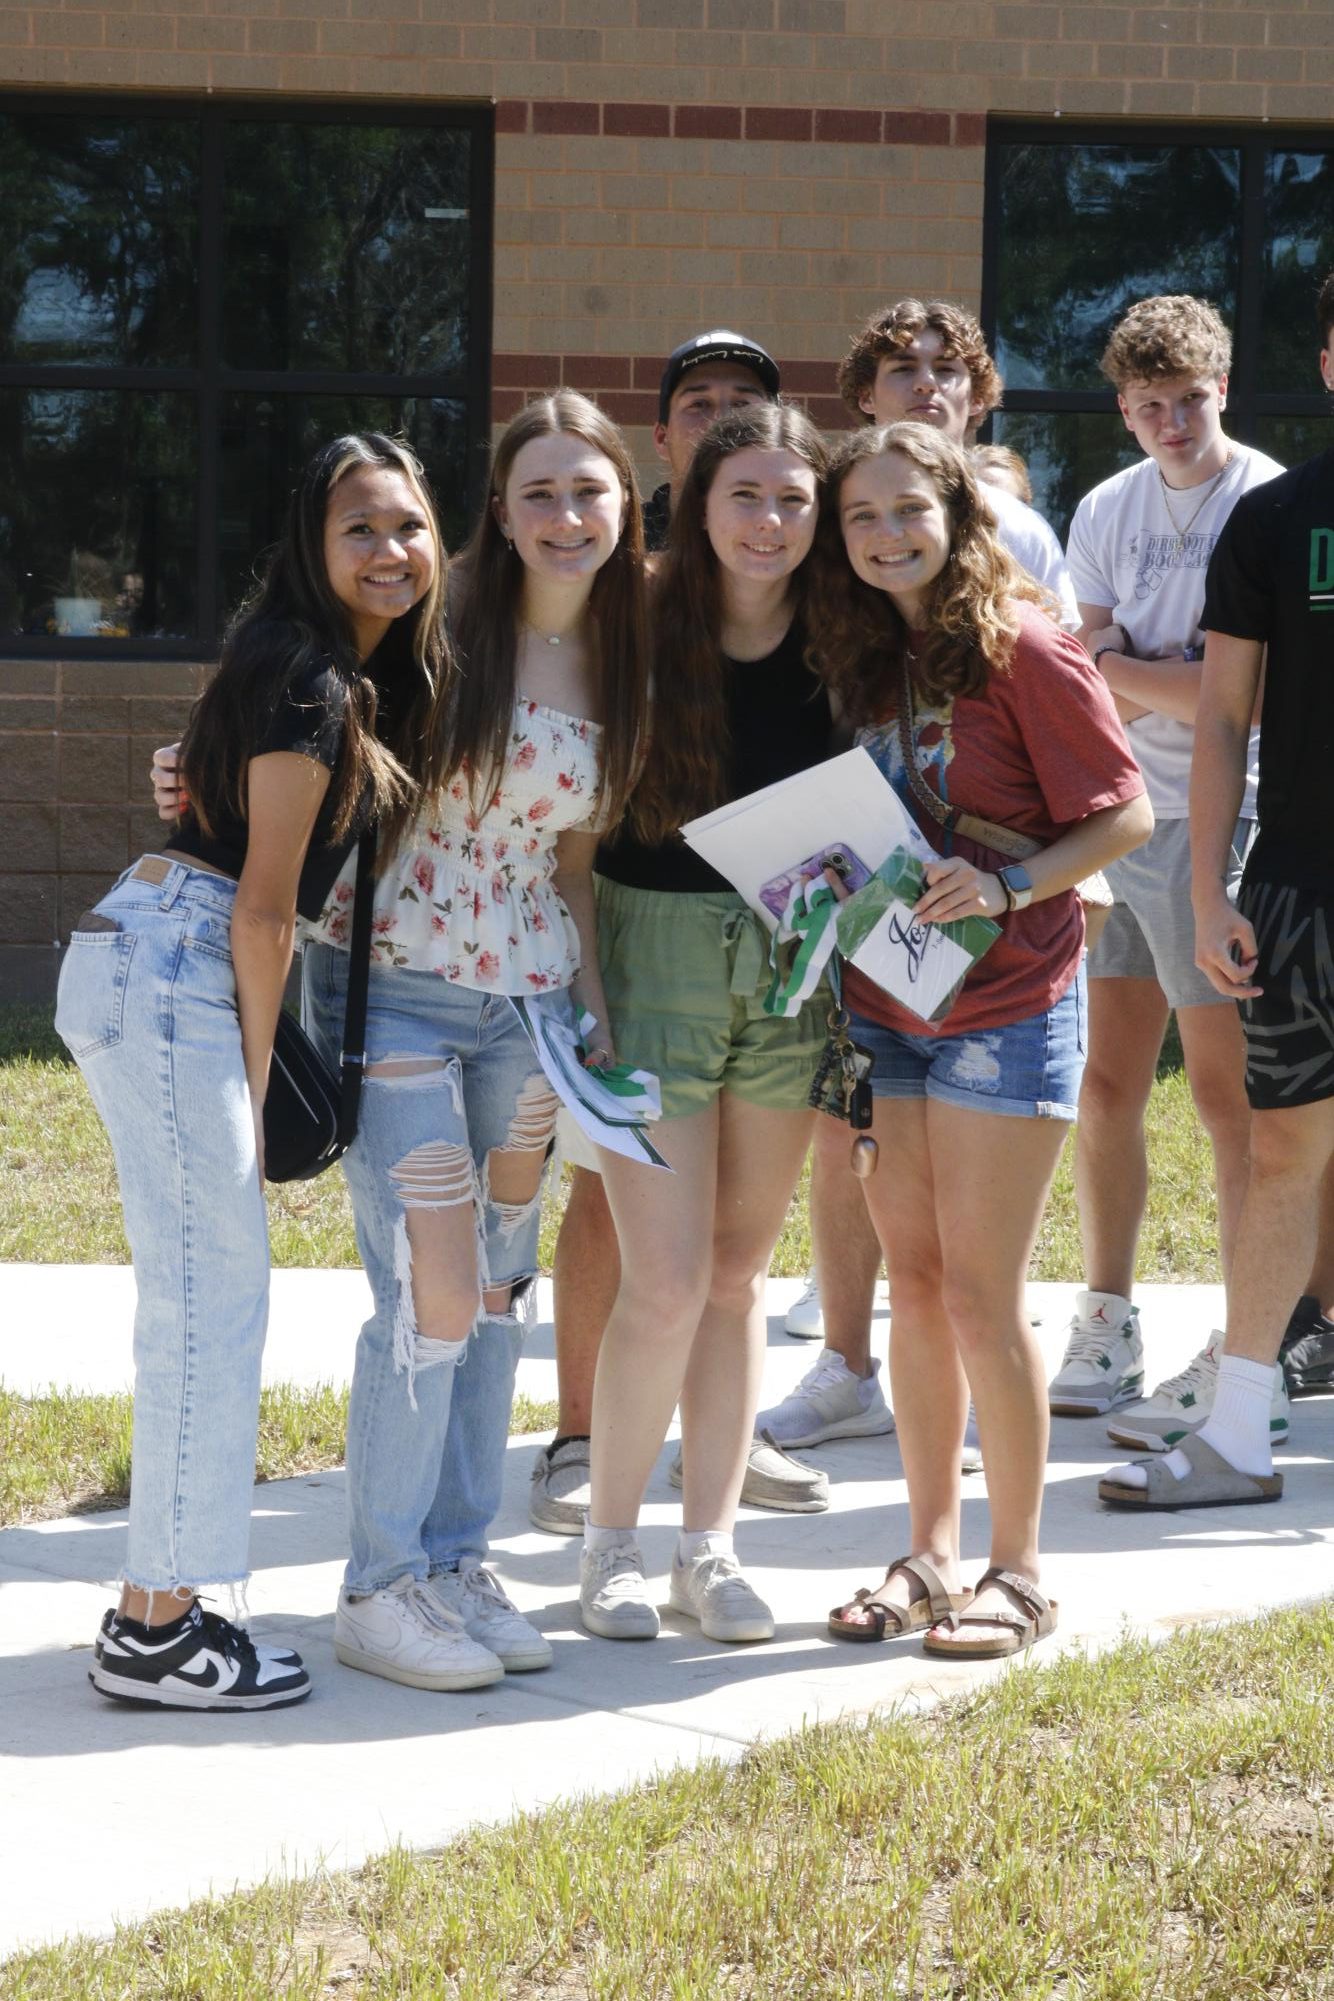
[{"left": 658, "top": 329, "right": 781, "bottom": 423}]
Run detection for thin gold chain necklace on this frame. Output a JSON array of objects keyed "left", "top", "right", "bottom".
[{"left": 1158, "top": 451, "right": 1232, "bottom": 559}]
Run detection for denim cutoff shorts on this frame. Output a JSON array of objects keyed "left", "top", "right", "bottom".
[{"left": 849, "top": 964, "right": 1086, "bottom": 1121}]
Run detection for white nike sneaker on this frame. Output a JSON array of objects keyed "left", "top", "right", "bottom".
[
  {"left": 669, "top": 1541, "right": 774, "bottom": 1643},
  {"left": 755, "top": 1348, "right": 895, "bottom": 1447},
  {"left": 1048, "top": 1290, "right": 1144, "bottom": 1415},
  {"left": 428, "top": 1564, "right": 552, "bottom": 1672},
  {"left": 335, "top": 1573, "right": 503, "bottom": 1691},
  {"left": 784, "top": 1275, "right": 825, "bottom": 1340},
  {"left": 1105, "top": 1339, "right": 1291, "bottom": 1453}
]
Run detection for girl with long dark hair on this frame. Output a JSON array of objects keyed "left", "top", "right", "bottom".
[
  {"left": 299, "top": 391, "right": 653, "bottom": 1691},
  {"left": 579, "top": 403, "right": 832, "bottom": 1645},
  {"left": 57, "top": 432, "right": 444, "bottom": 1710},
  {"left": 812, "top": 423, "right": 1151, "bottom": 1658}
]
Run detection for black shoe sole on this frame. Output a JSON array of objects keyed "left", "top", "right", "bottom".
[{"left": 1285, "top": 1374, "right": 1334, "bottom": 1398}]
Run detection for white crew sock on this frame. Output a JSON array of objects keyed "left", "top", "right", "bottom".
[
  {"left": 584, "top": 1521, "right": 638, "bottom": 1554},
  {"left": 1113, "top": 1353, "right": 1275, "bottom": 1488},
  {"left": 1192, "top": 1354, "right": 1277, "bottom": 1477},
  {"left": 678, "top": 1529, "right": 732, "bottom": 1566}
]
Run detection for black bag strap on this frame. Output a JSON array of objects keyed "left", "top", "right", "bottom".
[{"left": 337, "top": 827, "right": 377, "bottom": 1145}]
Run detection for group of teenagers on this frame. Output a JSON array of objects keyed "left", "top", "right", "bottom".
[{"left": 56, "top": 278, "right": 1334, "bottom": 1714}]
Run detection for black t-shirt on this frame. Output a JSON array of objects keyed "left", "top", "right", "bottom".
[
  {"left": 642, "top": 482, "right": 672, "bottom": 555},
  {"left": 1202, "top": 448, "right": 1334, "bottom": 890},
  {"left": 169, "top": 650, "right": 405, "bottom": 920},
  {"left": 596, "top": 617, "right": 833, "bottom": 894}
]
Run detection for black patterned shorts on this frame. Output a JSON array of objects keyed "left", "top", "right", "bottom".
[{"left": 1237, "top": 877, "right": 1334, "bottom": 1111}]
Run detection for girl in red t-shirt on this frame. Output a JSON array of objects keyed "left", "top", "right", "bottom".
[{"left": 809, "top": 422, "right": 1150, "bottom": 1659}]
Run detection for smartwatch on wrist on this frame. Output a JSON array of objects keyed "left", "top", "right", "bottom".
[{"left": 998, "top": 864, "right": 1033, "bottom": 913}]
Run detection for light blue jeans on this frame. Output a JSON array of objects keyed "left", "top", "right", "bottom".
[
  {"left": 303, "top": 942, "right": 558, "bottom": 1594},
  {"left": 55, "top": 860, "right": 268, "bottom": 1592}
]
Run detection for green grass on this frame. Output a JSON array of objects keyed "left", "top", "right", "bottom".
[
  {"left": 0, "top": 1384, "right": 559, "bottom": 1528},
  {"left": 3, "top": 1603, "right": 1331, "bottom": 1997},
  {"left": 1, "top": 1009, "right": 1221, "bottom": 1282}
]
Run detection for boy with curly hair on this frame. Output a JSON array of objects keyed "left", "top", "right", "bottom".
[{"left": 1050, "top": 294, "right": 1289, "bottom": 1454}]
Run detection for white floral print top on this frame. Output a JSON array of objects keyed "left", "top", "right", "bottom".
[{"left": 304, "top": 698, "right": 603, "bottom": 994}]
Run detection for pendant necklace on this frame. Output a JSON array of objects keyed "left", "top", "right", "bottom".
[
  {"left": 1159, "top": 450, "right": 1232, "bottom": 561},
  {"left": 525, "top": 620, "right": 564, "bottom": 647}
]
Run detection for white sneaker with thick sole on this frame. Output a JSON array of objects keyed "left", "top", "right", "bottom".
[
  {"left": 755, "top": 1348, "right": 895, "bottom": 1447},
  {"left": 784, "top": 1275, "right": 825, "bottom": 1340},
  {"left": 669, "top": 1544, "right": 774, "bottom": 1643},
  {"left": 335, "top": 1573, "right": 504, "bottom": 1691},
  {"left": 580, "top": 1539, "right": 660, "bottom": 1640},
  {"left": 1105, "top": 1340, "right": 1291, "bottom": 1453},
  {"left": 1048, "top": 1290, "right": 1144, "bottom": 1416},
  {"left": 428, "top": 1565, "right": 552, "bottom": 1672}
]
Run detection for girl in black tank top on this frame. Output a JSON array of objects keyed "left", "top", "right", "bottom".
[{"left": 575, "top": 406, "right": 836, "bottom": 1644}]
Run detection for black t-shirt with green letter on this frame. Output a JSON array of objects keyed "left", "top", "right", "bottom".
[{"left": 1202, "top": 447, "right": 1334, "bottom": 892}]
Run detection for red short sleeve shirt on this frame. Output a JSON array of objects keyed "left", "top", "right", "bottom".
[{"left": 844, "top": 603, "right": 1146, "bottom": 1038}]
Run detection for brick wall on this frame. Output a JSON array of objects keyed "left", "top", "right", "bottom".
[{"left": 0, "top": 0, "right": 1305, "bottom": 994}]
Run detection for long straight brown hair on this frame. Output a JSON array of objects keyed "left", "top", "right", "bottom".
[
  {"left": 427, "top": 391, "right": 650, "bottom": 830},
  {"left": 626, "top": 403, "right": 829, "bottom": 846},
  {"left": 179, "top": 432, "right": 448, "bottom": 857}
]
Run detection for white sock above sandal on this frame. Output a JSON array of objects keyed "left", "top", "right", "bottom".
[{"left": 1113, "top": 1353, "right": 1276, "bottom": 1488}]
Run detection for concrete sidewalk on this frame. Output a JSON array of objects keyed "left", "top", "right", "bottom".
[{"left": 3, "top": 1269, "right": 1333, "bottom": 1959}]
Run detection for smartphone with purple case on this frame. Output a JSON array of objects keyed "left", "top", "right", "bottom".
[{"left": 759, "top": 844, "right": 872, "bottom": 922}]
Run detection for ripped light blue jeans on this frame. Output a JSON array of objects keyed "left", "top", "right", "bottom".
[
  {"left": 54, "top": 860, "right": 268, "bottom": 1592},
  {"left": 303, "top": 942, "right": 559, "bottom": 1594}
]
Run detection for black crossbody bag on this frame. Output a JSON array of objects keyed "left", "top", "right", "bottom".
[{"left": 263, "top": 829, "right": 376, "bottom": 1184}]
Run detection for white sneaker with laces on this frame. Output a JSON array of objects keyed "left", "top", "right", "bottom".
[
  {"left": 755, "top": 1348, "right": 895, "bottom": 1447},
  {"left": 428, "top": 1565, "right": 552, "bottom": 1672},
  {"left": 335, "top": 1572, "right": 504, "bottom": 1691},
  {"left": 580, "top": 1539, "right": 660, "bottom": 1640},
  {"left": 784, "top": 1275, "right": 825, "bottom": 1340},
  {"left": 669, "top": 1542, "right": 774, "bottom": 1643},
  {"left": 528, "top": 1437, "right": 591, "bottom": 1535},
  {"left": 1105, "top": 1339, "right": 1291, "bottom": 1453},
  {"left": 1048, "top": 1290, "right": 1144, "bottom": 1415}
]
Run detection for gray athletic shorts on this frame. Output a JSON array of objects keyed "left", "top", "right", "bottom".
[{"left": 1089, "top": 814, "right": 1254, "bottom": 1010}]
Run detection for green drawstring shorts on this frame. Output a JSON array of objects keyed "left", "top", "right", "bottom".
[{"left": 595, "top": 876, "right": 828, "bottom": 1121}]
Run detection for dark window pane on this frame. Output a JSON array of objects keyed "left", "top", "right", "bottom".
[
  {"left": 1249, "top": 415, "right": 1331, "bottom": 471},
  {"left": 218, "top": 393, "right": 468, "bottom": 623},
  {"left": 993, "top": 144, "right": 1240, "bottom": 392},
  {"left": 990, "top": 410, "right": 1142, "bottom": 549},
  {"left": 0, "top": 390, "right": 196, "bottom": 639},
  {"left": 222, "top": 123, "right": 473, "bottom": 376},
  {"left": 1261, "top": 151, "right": 1334, "bottom": 395},
  {"left": 0, "top": 112, "right": 198, "bottom": 367}
]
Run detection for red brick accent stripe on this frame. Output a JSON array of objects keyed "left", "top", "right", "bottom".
[
  {"left": 496, "top": 102, "right": 982, "bottom": 147},
  {"left": 492, "top": 357, "right": 857, "bottom": 432}
]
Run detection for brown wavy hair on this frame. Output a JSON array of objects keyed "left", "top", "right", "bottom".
[
  {"left": 430, "top": 390, "right": 649, "bottom": 830},
  {"left": 836, "top": 298, "right": 1003, "bottom": 433},
  {"left": 625, "top": 403, "right": 829, "bottom": 846},
  {"left": 806, "top": 422, "right": 1049, "bottom": 727},
  {"left": 180, "top": 432, "right": 447, "bottom": 859}
]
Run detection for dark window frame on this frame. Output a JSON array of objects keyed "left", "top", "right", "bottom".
[
  {"left": 980, "top": 118, "right": 1334, "bottom": 450},
  {"left": 0, "top": 91, "right": 494, "bottom": 662}
]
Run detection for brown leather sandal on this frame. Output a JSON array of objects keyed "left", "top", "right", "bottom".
[
  {"left": 921, "top": 1566, "right": 1057, "bottom": 1660},
  {"left": 828, "top": 1553, "right": 969, "bottom": 1643}
]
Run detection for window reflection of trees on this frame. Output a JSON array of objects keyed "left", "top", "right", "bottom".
[
  {"left": 222, "top": 125, "right": 471, "bottom": 376},
  {"left": 994, "top": 145, "right": 1240, "bottom": 393},
  {"left": 0, "top": 115, "right": 198, "bottom": 367},
  {"left": 1263, "top": 152, "right": 1334, "bottom": 394}
]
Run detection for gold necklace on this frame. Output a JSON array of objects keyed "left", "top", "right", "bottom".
[{"left": 1158, "top": 451, "right": 1232, "bottom": 559}]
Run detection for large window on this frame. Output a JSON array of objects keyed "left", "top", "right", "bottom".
[
  {"left": 0, "top": 97, "right": 492, "bottom": 656},
  {"left": 982, "top": 125, "right": 1334, "bottom": 540}
]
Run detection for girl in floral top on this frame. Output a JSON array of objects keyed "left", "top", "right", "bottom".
[{"left": 299, "top": 392, "right": 651, "bottom": 1693}]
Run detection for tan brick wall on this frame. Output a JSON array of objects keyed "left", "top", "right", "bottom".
[{"left": 0, "top": 0, "right": 1306, "bottom": 993}]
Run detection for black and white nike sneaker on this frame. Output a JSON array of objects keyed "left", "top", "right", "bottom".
[{"left": 89, "top": 1601, "right": 311, "bottom": 1710}]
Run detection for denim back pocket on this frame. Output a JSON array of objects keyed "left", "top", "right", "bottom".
[{"left": 55, "top": 927, "right": 138, "bottom": 1060}]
